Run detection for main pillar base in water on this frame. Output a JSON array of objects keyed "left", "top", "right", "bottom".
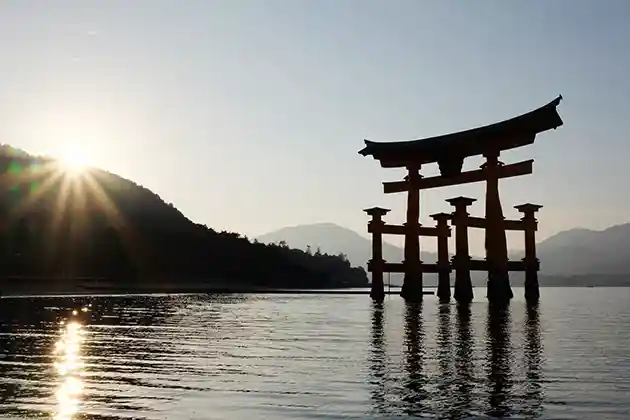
[
  {"left": 437, "top": 272, "right": 451, "bottom": 302},
  {"left": 400, "top": 275, "right": 424, "bottom": 302},
  {"left": 453, "top": 255, "right": 474, "bottom": 303},
  {"left": 486, "top": 270, "right": 514, "bottom": 303},
  {"left": 454, "top": 283, "right": 474, "bottom": 303},
  {"left": 524, "top": 269, "right": 540, "bottom": 302},
  {"left": 370, "top": 282, "right": 385, "bottom": 302}
]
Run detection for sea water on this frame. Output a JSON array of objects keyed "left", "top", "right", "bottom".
[{"left": 1, "top": 287, "right": 629, "bottom": 419}]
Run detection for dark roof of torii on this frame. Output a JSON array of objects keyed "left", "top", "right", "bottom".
[{"left": 359, "top": 95, "right": 564, "bottom": 168}]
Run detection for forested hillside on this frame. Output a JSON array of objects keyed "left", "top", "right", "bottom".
[{"left": 0, "top": 145, "right": 367, "bottom": 291}]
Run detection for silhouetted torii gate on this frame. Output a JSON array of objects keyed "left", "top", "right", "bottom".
[{"left": 359, "top": 96, "right": 564, "bottom": 304}]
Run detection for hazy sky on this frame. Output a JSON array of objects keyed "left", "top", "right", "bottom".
[{"left": 1, "top": 0, "right": 629, "bottom": 254}]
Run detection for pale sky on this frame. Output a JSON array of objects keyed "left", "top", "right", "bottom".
[{"left": 1, "top": 0, "right": 629, "bottom": 254}]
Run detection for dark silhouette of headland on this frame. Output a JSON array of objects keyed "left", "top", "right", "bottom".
[
  {"left": 0, "top": 145, "right": 368, "bottom": 295},
  {"left": 360, "top": 96, "right": 564, "bottom": 303}
]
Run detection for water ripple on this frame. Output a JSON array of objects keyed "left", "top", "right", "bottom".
[{"left": 1, "top": 288, "right": 630, "bottom": 419}]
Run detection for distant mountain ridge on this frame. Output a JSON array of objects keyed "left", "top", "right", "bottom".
[
  {"left": 258, "top": 222, "right": 630, "bottom": 286},
  {"left": 258, "top": 221, "right": 439, "bottom": 256},
  {"left": 257, "top": 222, "right": 437, "bottom": 264},
  {"left": 257, "top": 223, "right": 439, "bottom": 286},
  {"left": 535, "top": 224, "right": 630, "bottom": 275}
]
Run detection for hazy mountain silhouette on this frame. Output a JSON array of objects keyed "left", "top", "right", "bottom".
[
  {"left": 258, "top": 223, "right": 411, "bottom": 263},
  {"left": 257, "top": 222, "right": 441, "bottom": 286},
  {"left": 0, "top": 145, "right": 368, "bottom": 293},
  {"left": 534, "top": 224, "right": 630, "bottom": 276},
  {"left": 260, "top": 222, "right": 630, "bottom": 287}
]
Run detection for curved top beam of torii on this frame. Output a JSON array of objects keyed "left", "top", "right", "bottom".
[{"left": 359, "top": 95, "right": 563, "bottom": 169}]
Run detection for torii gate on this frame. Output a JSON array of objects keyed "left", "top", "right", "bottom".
[{"left": 359, "top": 96, "right": 564, "bottom": 304}]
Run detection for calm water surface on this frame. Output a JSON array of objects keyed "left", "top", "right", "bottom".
[{"left": 1, "top": 288, "right": 629, "bottom": 419}]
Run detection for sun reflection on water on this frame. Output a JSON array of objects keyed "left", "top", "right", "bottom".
[{"left": 53, "top": 320, "right": 85, "bottom": 420}]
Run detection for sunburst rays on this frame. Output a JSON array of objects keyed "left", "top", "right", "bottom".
[{"left": 1, "top": 156, "right": 145, "bottom": 274}]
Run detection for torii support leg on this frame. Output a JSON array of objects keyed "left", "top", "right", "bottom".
[
  {"left": 447, "top": 197, "right": 475, "bottom": 303},
  {"left": 431, "top": 213, "right": 452, "bottom": 302},
  {"left": 516, "top": 204, "right": 543, "bottom": 302},
  {"left": 400, "top": 165, "right": 423, "bottom": 302},
  {"left": 484, "top": 152, "right": 513, "bottom": 304},
  {"left": 364, "top": 207, "right": 390, "bottom": 302}
]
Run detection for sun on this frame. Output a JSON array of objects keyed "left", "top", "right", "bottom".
[{"left": 59, "top": 147, "right": 90, "bottom": 174}]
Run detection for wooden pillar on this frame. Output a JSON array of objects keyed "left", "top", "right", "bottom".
[
  {"left": 364, "top": 207, "right": 390, "bottom": 302},
  {"left": 447, "top": 197, "right": 475, "bottom": 303},
  {"left": 482, "top": 151, "right": 513, "bottom": 303},
  {"left": 401, "top": 165, "right": 423, "bottom": 302},
  {"left": 431, "top": 212, "right": 452, "bottom": 302},
  {"left": 515, "top": 204, "right": 543, "bottom": 302}
]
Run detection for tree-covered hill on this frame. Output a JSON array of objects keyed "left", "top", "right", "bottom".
[{"left": 0, "top": 145, "right": 368, "bottom": 291}]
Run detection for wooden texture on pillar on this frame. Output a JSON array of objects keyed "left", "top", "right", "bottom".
[
  {"left": 447, "top": 197, "right": 475, "bottom": 303},
  {"left": 431, "top": 213, "right": 452, "bottom": 302},
  {"left": 364, "top": 207, "right": 390, "bottom": 301},
  {"left": 401, "top": 165, "right": 423, "bottom": 302},
  {"left": 515, "top": 204, "right": 542, "bottom": 301},
  {"left": 483, "top": 152, "right": 513, "bottom": 303}
]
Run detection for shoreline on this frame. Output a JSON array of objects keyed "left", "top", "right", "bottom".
[
  {"left": 0, "top": 281, "right": 385, "bottom": 297},
  {"left": 2, "top": 284, "right": 625, "bottom": 298},
  {"left": 1, "top": 279, "right": 624, "bottom": 299},
  {"left": 0, "top": 290, "right": 427, "bottom": 298},
  {"left": 1, "top": 287, "right": 434, "bottom": 298}
]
